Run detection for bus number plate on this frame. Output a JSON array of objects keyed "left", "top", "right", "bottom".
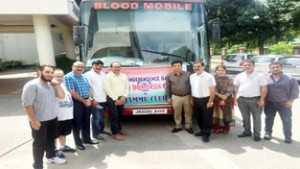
[{"left": 133, "top": 109, "right": 167, "bottom": 115}]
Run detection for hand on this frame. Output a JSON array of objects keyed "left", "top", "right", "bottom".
[
  {"left": 31, "top": 120, "right": 41, "bottom": 130},
  {"left": 50, "top": 79, "right": 59, "bottom": 86},
  {"left": 167, "top": 99, "right": 172, "bottom": 105},
  {"left": 283, "top": 101, "right": 292, "bottom": 108},
  {"left": 220, "top": 95, "right": 228, "bottom": 100},
  {"left": 84, "top": 99, "right": 92, "bottom": 107},
  {"left": 91, "top": 100, "right": 97, "bottom": 108},
  {"left": 234, "top": 98, "right": 238, "bottom": 105},
  {"left": 257, "top": 101, "right": 265, "bottom": 108},
  {"left": 206, "top": 102, "right": 214, "bottom": 109}
]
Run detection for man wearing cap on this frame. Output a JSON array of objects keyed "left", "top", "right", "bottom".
[{"left": 85, "top": 60, "right": 109, "bottom": 141}]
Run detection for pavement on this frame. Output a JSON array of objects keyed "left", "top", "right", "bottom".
[{"left": 1, "top": 67, "right": 300, "bottom": 169}]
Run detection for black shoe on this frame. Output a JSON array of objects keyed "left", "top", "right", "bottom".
[
  {"left": 238, "top": 132, "right": 252, "bottom": 138},
  {"left": 194, "top": 131, "right": 203, "bottom": 137},
  {"left": 186, "top": 128, "right": 194, "bottom": 134},
  {"left": 171, "top": 128, "right": 182, "bottom": 133},
  {"left": 55, "top": 150, "right": 65, "bottom": 158},
  {"left": 93, "top": 134, "right": 106, "bottom": 141},
  {"left": 254, "top": 136, "right": 261, "bottom": 141},
  {"left": 202, "top": 136, "right": 209, "bottom": 143},
  {"left": 83, "top": 140, "right": 99, "bottom": 144},
  {"left": 263, "top": 133, "right": 272, "bottom": 140},
  {"left": 284, "top": 137, "right": 292, "bottom": 144},
  {"left": 100, "top": 130, "right": 111, "bottom": 135},
  {"left": 76, "top": 144, "right": 86, "bottom": 150}
]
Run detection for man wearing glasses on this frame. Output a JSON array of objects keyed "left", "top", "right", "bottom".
[{"left": 64, "top": 61, "right": 99, "bottom": 150}]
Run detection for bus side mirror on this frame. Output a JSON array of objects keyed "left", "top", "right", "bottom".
[
  {"left": 212, "top": 23, "right": 221, "bottom": 42},
  {"left": 73, "top": 26, "right": 84, "bottom": 45}
]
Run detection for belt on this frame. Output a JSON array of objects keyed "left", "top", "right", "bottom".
[
  {"left": 173, "top": 93, "right": 189, "bottom": 97},
  {"left": 240, "top": 96, "right": 260, "bottom": 99}
]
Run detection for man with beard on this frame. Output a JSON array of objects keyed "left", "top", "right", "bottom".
[
  {"left": 64, "top": 61, "right": 99, "bottom": 150},
  {"left": 22, "top": 65, "right": 66, "bottom": 169},
  {"left": 263, "top": 62, "right": 299, "bottom": 143}
]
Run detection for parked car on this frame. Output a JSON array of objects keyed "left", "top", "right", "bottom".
[
  {"left": 253, "top": 55, "right": 284, "bottom": 74},
  {"left": 223, "top": 53, "right": 255, "bottom": 73},
  {"left": 279, "top": 55, "right": 300, "bottom": 81}
]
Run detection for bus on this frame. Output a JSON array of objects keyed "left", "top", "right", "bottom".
[{"left": 74, "top": 0, "right": 214, "bottom": 116}]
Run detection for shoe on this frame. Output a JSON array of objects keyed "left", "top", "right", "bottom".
[
  {"left": 100, "top": 130, "right": 111, "bottom": 135},
  {"left": 254, "top": 136, "right": 261, "bottom": 141},
  {"left": 238, "top": 132, "right": 252, "bottom": 138},
  {"left": 76, "top": 144, "right": 86, "bottom": 150},
  {"left": 113, "top": 134, "right": 123, "bottom": 140},
  {"left": 263, "top": 133, "right": 272, "bottom": 140},
  {"left": 83, "top": 140, "right": 99, "bottom": 144},
  {"left": 55, "top": 150, "right": 65, "bottom": 158},
  {"left": 202, "top": 136, "right": 209, "bottom": 143},
  {"left": 119, "top": 130, "right": 129, "bottom": 136},
  {"left": 46, "top": 156, "right": 67, "bottom": 164},
  {"left": 284, "top": 137, "right": 292, "bottom": 144},
  {"left": 60, "top": 145, "right": 76, "bottom": 153},
  {"left": 93, "top": 134, "right": 106, "bottom": 141},
  {"left": 171, "top": 128, "right": 182, "bottom": 133},
  {"left": 186, "top": 128, "right": 194, "bottom": 134},
  {"left": 194, "top": 131, "right": 203, "bottom": 137}
]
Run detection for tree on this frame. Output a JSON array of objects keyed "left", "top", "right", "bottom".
[{"left": 206, "top": 0, "right": 299, "bottom": 54}]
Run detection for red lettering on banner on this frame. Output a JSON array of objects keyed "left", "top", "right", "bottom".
[
  {"left": 94, "top": 2, "right": 192, "bottom": 11},
  {"left": 94, "top": 2, "right": 139, "bottom": 10}
]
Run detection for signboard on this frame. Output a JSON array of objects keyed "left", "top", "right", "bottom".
[{"left": 103, "top": 66, "right": 173, "bottom": 105}]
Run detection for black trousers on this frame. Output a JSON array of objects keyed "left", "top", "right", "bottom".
[
  {"left": 31, "top": 118, "right": 57, "bottom": 169},
  {"left": 193, "top": 97, "right": 213, "bottom": 137},
  {"left": 72, "top": 99, "right": 92, "bottom": 145},
  {"left": 106, "top": 96, "right": 124, "bottom": 135}
]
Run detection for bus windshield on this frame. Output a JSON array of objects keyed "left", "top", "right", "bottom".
[{"left": 81, "top": 1, "right": 209, "bottom": 67}]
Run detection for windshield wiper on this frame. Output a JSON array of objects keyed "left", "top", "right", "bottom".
[{"left": 140, "top": 49, "right": 192, "bottom": 66}]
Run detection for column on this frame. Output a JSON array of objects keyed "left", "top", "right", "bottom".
[{"left": 33, "top": 15, "right": 56, "bottom": 66}]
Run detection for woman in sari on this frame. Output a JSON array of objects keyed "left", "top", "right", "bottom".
[{"left": 212, "top": 65, "right": 235, "bottom": 133}]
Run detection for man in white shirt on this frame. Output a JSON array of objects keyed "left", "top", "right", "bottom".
[
  {"left": 104, "top": 62, "right": 129, "bottom": 141},
  {"left": 234, "top": 60, "right": 267, "bottom": 141},
  {"left": 190, "top": 61, "right": 216, "bottom": 143},
  {"left": 85, "top": 60, "right": 108, "bottom": 141}
]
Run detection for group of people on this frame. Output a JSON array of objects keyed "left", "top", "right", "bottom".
[
  {"left": 22, "top": 59, "right": 298, "bottom": 169},
  {"left": 22, "top": 61, "right": 129, "bottom": 169},
  {"left": 166, "top": 60, "right": 298, "bottom": 144}
]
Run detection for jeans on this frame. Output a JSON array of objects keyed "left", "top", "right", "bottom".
[
  {"left": 91, "top": 102, "right": 106, "bottom": 136},
  {"left": 31, "top": 118, "right": 57, "bottom": 169},
  {"left": 264, "top": 101, "right": 292, "bottom": 138},
  {"left": 237, "top": 97, "right": 262, "bottom": 137}
]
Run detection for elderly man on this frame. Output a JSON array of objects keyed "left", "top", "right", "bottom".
[
  {"left": 104, "top": 62, "right": 129, "bottom": 140},
  {"left": 234, "top": 60, "right": 267, "bottom": 141},
  {"left": 190, "top": 61, "right": 216, "bottom": 143},
  {"left": 263, "top": 62, "right": 299, "bottom": 143},
  {"left": 64, "top": 61, "right": 99, "bottom": 150}
]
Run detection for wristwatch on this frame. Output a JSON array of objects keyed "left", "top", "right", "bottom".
[
  {"left": 89, "top": 98, "right": 94, "bottom": 101},
  {"left": 209, "top": 102, "right": 214, "bottom": 105}
]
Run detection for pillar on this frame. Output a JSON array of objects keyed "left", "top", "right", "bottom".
[
  {"left": 33, "top": 15, "right": 56, "bottom": 66},
  {"left": 63, "top": 30, "right": 77, "bottom": 60}
]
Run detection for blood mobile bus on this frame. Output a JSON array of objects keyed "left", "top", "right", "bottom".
[{"left": 74, "top": 0, "right": 212, "bottom": 116}]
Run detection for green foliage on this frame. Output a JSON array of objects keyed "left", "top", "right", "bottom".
[
  {"left": 55, "top": 53, "right": 76, "bottom": 73},
  {"left": 0, "top": 59, "right": 24, "bottom": 71},
  {"left": 269, "top": 42, "right": 294, "bottom": 55}
]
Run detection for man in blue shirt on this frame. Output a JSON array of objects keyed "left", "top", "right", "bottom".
[
  {"left": 263, "top": 62, "right": 299, "bottom": 143},
  {"left": 64, "top": 61, "right": 99, "bottom": 150}
]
